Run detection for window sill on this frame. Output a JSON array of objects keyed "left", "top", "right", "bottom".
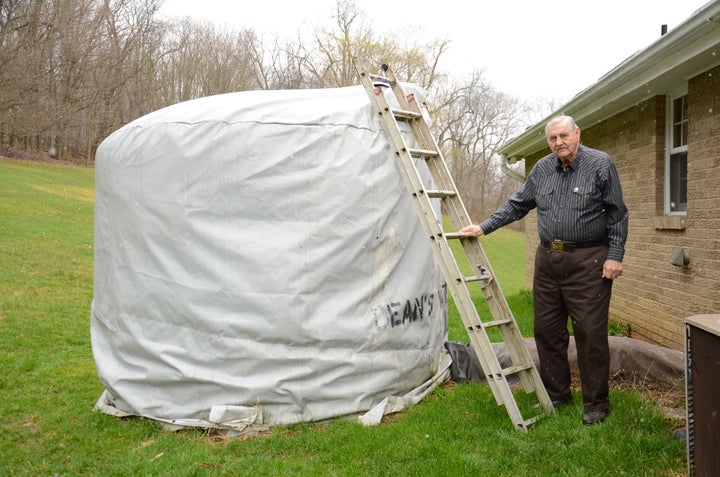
[{"left": 654, "top": 215, "right": 687, "bottom": 230}]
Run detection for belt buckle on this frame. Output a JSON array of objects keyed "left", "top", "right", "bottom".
[{"left": 550, "top": 240, "right": 565, "bottom": 252}]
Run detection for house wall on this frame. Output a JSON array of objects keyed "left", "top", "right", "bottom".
[{"left": 517, "top": 65, "right": 720, "bottom": 349}]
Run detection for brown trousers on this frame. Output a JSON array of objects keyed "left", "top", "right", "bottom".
[{"left": 533, "top": 244, "right": 613, "bottom": 412}]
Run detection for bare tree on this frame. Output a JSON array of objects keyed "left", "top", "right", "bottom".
[
  {"left": 432, "top": 69, "right": 524, "bottom": 219},
  {"left": 281, "top": 0, "right": 450, "bottom": 89},
  {"left": 0, "top": 0, "right": 530, "bottom": 215},
  {"left": 0, "top": 0, "right": 166, "bottom": 162},
  {"left": 155, "top": 17, "right": 264, "bottom": 103}
]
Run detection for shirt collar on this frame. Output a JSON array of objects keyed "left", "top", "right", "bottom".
[{"left": 555, "top": 145, "right": 585, "bottom": 172}]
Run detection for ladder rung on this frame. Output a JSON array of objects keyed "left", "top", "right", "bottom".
[
  {"left": 465, "top": 270, "right": 493, "bottom": 283},
  {"left": 427, "top": 189, "right": 456, "bottom": 199},
  {"left": 465, "top": 277, "right": 492, "bottom": 289},
  {"left": 501, "top": 364, "right": 534, "bottom": 377},
  {"left": 481, "top": 318, "right": 512, "bottom": 328},
  {"left": 407, "top": 147, "right": 439, "bottom": 158},
  {"left": 520, "top": 415, "right": 542, "bottom": 429},
  {"left": 391, "top": 108, "right": 422, "bottom": 120},
  {"left": 443, "top": 232, "right": 464, "bottom": 240}
]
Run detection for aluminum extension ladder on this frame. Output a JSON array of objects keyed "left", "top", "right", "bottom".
[{"left": 353, "top": 58, "right": 554, "bottom": 430}]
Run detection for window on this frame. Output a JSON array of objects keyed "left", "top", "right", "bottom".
[{"left": 667, "top": 93, "right": 688, "bottom": 213}]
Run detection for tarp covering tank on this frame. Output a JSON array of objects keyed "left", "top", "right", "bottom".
[{"left": 91, "top": 84, "right": 449, "bottom": 431}]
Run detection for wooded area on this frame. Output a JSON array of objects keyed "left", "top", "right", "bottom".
[{"left": 0, "top": 0, "right": 538, "bottom": 216}]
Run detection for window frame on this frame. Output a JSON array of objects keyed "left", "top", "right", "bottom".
[{"left": 665, "top": 89, "right": 688, "bottom": 215}]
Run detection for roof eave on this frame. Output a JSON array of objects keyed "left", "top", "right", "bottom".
[{"left": 499, "top": 1, "right": 720, "bottom": 162}]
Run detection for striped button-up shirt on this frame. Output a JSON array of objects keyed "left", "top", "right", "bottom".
[{"left": 479, "top": 145, "right": 629, "bottom": 262}]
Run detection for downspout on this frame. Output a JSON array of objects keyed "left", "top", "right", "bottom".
[{"left": 500, "top": 153, "right": 526, "bottom": 183}]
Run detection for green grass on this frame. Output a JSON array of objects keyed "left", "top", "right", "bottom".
[{"left": 0, "top": 158, "right": 685, "bottom": 476}]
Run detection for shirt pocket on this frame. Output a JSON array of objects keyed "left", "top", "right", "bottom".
[
  {"left": 570, "top": 177, "right": 600, "bottom": 211},
  {"left": 536, "top": 184, "right": 555, "bottom": 212}
]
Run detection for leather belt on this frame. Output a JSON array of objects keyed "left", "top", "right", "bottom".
[{"left": 540, "top": 240, "right": 607, "bottom": 252}]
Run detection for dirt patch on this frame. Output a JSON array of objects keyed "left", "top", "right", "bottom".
[{"left": 608, "top": 370, "right": 686, "bottom": 422}]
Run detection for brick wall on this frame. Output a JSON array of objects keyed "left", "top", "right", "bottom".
[{"left": 516, "top": 65, "right": 720, "bottom": 348}]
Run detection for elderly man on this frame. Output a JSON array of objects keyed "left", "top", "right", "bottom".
[{"left": 460, "top": 115, "right": 629, "bottom": 425}]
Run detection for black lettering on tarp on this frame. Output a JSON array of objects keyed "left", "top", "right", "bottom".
[
  {"left": 414, "top": 295, "right": 425, "bottom": 321},
  {"left": 402, "top": 295, "right": 423, "bottom": 325},
  {"left": 388, "top": 302, "right": 401, "bottom": 327},
  {"left": 373, "top": 286, "right": 447, "bottom": 331},
  {"left": 372, "top": 301, "right": 401, "bottom": 330},
  {"left": 437, "top": 283, "right": 447, "bottom": 308}
]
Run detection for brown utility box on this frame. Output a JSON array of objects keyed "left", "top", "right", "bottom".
[{"left": 685, "top": 315, "right": 720, "bottom": 477}]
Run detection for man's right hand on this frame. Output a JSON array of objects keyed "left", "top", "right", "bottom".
[{"left": 458, "top": 224, "right": 484, "bottom": 237}]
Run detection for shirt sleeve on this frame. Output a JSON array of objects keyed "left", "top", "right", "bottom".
[
  {"left": 478, "top": 170, "right": 538, "bottom": 235},
  {"left": 602, "top": 159, "right": 629, "bottom": 262}
]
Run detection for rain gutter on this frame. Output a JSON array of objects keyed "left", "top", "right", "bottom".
[{"left": 499, "top": 0, "right": 720, "bottom": 182}]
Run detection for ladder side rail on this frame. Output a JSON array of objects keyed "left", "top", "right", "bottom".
[
  {"left": 354, "top": 58, "right": 554, "bottom": 427},
  {"left": 393, "top": 89, "right": 520, "bottom": 323},
  {"left": 382, "top": 70, "right": 472, "bottom": 227},
  {"left": 399, "top": 97, "right": 526, "bottom": 342},
  {"left": 381, "top": 66, "right": 542, "bottom": 393},
  {"left": 463, "top": 262, "right": 537, "bottom": 391},
  {"left": 402, "top": 113, "right": 461, "bottom": 204},
  {"left": 379, "top": 62, "right": 551, "bottom": 407},
  {"left": 383, "top": 63, "right": 546, "bottom": 406},
  {"left": 402, "top": 107, "right": 551, "bottom": 400},
  {"left": 355, "top": 65, "right": 512, "bottom": 398},
  {"left": 370, "top": 64, "right": 496, "bottom": 274},
  {"left": 372, "top": 66, "right": 482, "bottom": 267},
  {"left": 388, "top": 142, "right": 512, "bottom": 395},
  {"left": 457, "top": 236, "right": 543, "bottom": 393},
  {"left": 390, "top": 83, "right": 514, "bottom": 304}
]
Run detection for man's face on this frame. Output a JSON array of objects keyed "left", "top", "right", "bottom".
[{"left": 546, "top": 122, "right": 581, "bottom": 163}]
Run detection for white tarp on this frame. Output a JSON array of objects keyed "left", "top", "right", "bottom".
[{"left": 91, "top": 84, "right": 449, "bottom": 430}]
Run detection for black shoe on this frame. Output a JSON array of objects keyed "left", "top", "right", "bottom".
[{"left": 582, "top": 410, "right": 608, "bottom": 425}]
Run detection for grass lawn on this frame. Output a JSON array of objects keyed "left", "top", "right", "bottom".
[{"left": 0, "top": 158, "right": 685, "bottom": 476}]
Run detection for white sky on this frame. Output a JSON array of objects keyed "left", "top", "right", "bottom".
[{"left": 158, "top": 0, "right": 711, "bottom": 103}]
